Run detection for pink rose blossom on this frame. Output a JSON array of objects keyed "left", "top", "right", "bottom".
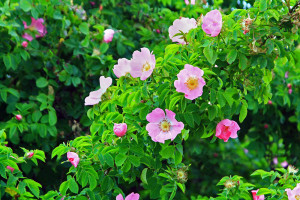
[
  {"left": 6, "top": 166, "right": 15, "bottom": 173},
  {"left": 215, "top": 119, "right": 240, "bottom": 142},
  {"left": 268, "top": 100, "right": 272, "bottom": 105},
  {"left": 174, "top": 64, "right": 206, "bottom": 100},
  {"left": 22, "top": 41, "right": 28, "bottom": 48},
  {"left": 22, "top": 17, "right": 47, "bottom": 41},
  {"left": 251, "top": 190, "right": 265, "bottom": 200},
  {"left": 114, "top": 123, "right": 127, "bottom": 137},
  {"left": 116, "top": 192, "right": 140, "bottom": 200},
  {"left": 67, "top": 152, "right": 80, "bottom": 168},
  {"left": 185, "top": 0, "right": 195, "bottom": 5},
  {"left": 273, "top": 157, "right": 278, "bottom": 165},
  {"left": 202, "top": 10, "right": 222, "bottom": 37},
  {"left": 103, "top": 29, "right": 115, "bottom": 43},
  {"left": 156, "top": 29, "right": 161, "bottom": 33},
  {"left": 281, "top": 161, "right": 288, "bottom": 168},
  {"left": 168, "top": 17, "right": 197, "bottom": 44},
  {"left": 285, "top": 183, "right": 300, "bottom": 200},
  {"left": 113, "top": 58, "right": 131, "bottom": 78},
  {"left": 130, "top": 48, "right": 156, "bottom": 80},
  {"left": 15, "top": 114, "right": 22, "bottom": 121},
  {"left": 27, "top": 152, "right": 34, "bottom": 158},
  {"left": 84, "top": 76, "right": 112, "bottom": 106},
  {"left": 146, "top": 108, "right": 184, "bottom": 143}
]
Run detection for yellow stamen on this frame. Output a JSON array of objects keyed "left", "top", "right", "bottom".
[
  {"left": 185, "top": 77, "right": 199, "bottom": 90},
  {"left": 296, "top": 195, "right": 300, "bottom": 200},
  {"left": 160, "top": 120, "right": 170, "bottom": 132},
  {"left": 143, "top": 62, "right": 151, "bottom": 72}
]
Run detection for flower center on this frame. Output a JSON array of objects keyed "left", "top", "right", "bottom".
[
  {"left": 185, "top": 77, "right": 199, "bottom": 90},
  {"left": 177, "top": 171, "right": 185, "bottom": 179},
  {"left": 142, "top": 62, "right": 151, "bottom": 72},
  {"left": 296, "top": 195, "right": 300, "bottom": 200},
  {"left": 69, "top": 158, "right": 74, "bottom": 162},
  {"left": 160, "top": 119, "right": 170, "bottom": 132}
]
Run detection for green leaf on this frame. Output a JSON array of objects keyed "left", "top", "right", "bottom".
[
  {"left": 239, "top": 100, "right": 248, "bottom": 123},
  {"left": 227, "top": 49, "right": 237, "bottom": 64},
  {"left": 259, "top": 0, "right": 267, "bottom": 12},
  {"left": 32, "top": 111, "right": 42, "bottom": 122},
  {"left": 69, "top": 178, "right": 79, "bottom": 194},
  {"left": 184, "top": 113, "right": 194, "bottom": 128},
  {"left": 141, "top": 168, "right": 148, "bottom": 185},
  {"left": 256, "top": 188, "right": 273, "bottom": 196},
  {"left": 48, "top": 108, "right": 57, "bottom": 126},
  {"left": 23, "top": 179, "right": 42, "bottom": 198},
  {"left": 59, "top": 180, "right": 69, "bottom": 196},
  {"left": 115, "top": 154, "right": 127, "bottom": 166},
  {"left": 100, "top": 43, "right": 109, "bottom": 53},
  {"left": 128, "top": 155, "right": 140, "bottom": 167},
  {"left": 160, "top": 146, "right": 174, "bottom": 159},
  {"left": 239, "top": 53, "right": 247, "bottom": 70},
  {"left": 36, "top": 77, "right": 48, "bottom": 88},
  {"left": 79, "top": 23, "right": 89, "bottom": 35},
  {"left": 203, "top": 46, "right": 217, "bottom": 65},
  {"left": 208, "top": 106, "right": 217, "bottom": 121},
  {"left": 20, "top": 0, "right": 32, "bottom": 12},
  {"left": 103, "top": 153, "right": 114, "bottom": 167}
]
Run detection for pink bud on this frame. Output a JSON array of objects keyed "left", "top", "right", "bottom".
[
  {"left": 156, "top": 29, "right": 161, "bottom": 33},
  {"left": 90, "top": 1, "right": 95, "bottom": 6},
  {"left": 288, "top": 89, "right": 292, "bottom": 95},
  {"left": 213, "top": 153, "right": 218, "bottom": 157},
  {"left": 27, "top": 152, "right": 34, "bottom": 158},
  {"left": 113, "top": 123, "right": 127, "bottom": 137},
  {"left": 264, "top": 124, "right": 269, "bottom": 129},
  {"left": 22, "top": 41, "right": 28, "bottom": 48},
  {"left": 99, "top": 5, "right": 103, "bottom": 11},
  {"left": 6, "top": 166, "right": 15, "bottom": 173},
  {"left": 287, "top": 83, "right": 292, "bottom": 89},
  {"left": 16, "top": 114, "right": 22, "bottom": 121},
  {"left": 281, "top": 161, "right": 288, "bottom": 168},
  {"left": 268, "top": 100, "right": 272, "bottom": 105}
]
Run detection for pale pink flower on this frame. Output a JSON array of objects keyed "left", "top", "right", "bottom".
[
  {"left": 215, "top": 119, "right": 240, "bottom": 142},
  {"left": 27, "top": 152, "right": 34, "bottom": 158},
  {"left": 251, "top": 190, "right": 265, "bottom": 200},
  {"left": 22, "top": 17, "right": 47, "bottom": 41},
  {"left": 113, "top": 58, "right": 131, "bottom": 78},
  {"left": 273, "top": 157, "right": 278, "bottom": 165},
  {"left": 103, "top": 29, "right": 115, "bottom": 43},
  {"left": 116, "top": 192, "right": 140, "bottom": 200},
  {"left": 67, "top": 152, "right": 80, "bottom": 168},
  {"left": 168, "top": 17, "right": 197, "bottom": 44},
  {"left": 174, "top": 64, "right": 206, "bottom": 100},
  {"left": 114, "top": 123, "right": 127, "bottom": 137},
  {"left": 146, "top": 108, "right": 184, "bottom": 143},
  {"left": 286, "top": 183, "right": 300, "bottom": 200},
  {"left": 22, "top": 41, "right": 28, "bottom": 48},
  {"left": 130, "top": 48, "right": 156, "bottom": 80},
  {"left": 84, "top": 76, "right": 112, "bottom": 106},
  {"left": 6, "top": 166, "right": 15, "bottom": 173},
  {"left": 15, "top": 114, "right": 22, "bottom": 121},
  {"left": 281, "top": 161, "right": 288, "bottom": 168},
  {"left": 289, "top": 89, "right": 292, "bottom": 94},
  {"left": 185, "top": 0, "right": 195, "bottom": 5},
  {"left": 285, "top": 71, "right": 289, "bottom": 78},
  {"left": 202, "top": 10, "right": 222, "bottom": 37}
]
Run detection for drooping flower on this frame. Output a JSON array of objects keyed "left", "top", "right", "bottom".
[
  {"left": 174, "top": 64, "right": 206, "bottom": 100},
  {"left": 67, "top": 152, "right": 80, "bottom": 168},
  {"left": 114, "top": 123, "right": 127, "bottom": 137},
  {"left": 6, "top": 166, "right": 15, "bottom": 173},
  {"left": 251, "top": 190, "right": 265, "bottom": 200},
  {"left": 146, "top": 108, "right": 184, "bottom": 143},
  {"left": 215, "top": 119, "right": 240, "bottom": 142},
  {"left": 285, "top": 183, "right": 300, "bottom": 200},
  {"left": 22, "top": 41, "right": 28, "bottom": 48},
  {"left": 26, "top": 152, "right": 34, "bottom": 158},
  {"left": 202, "top": 10, "right": 222, "bottom": 37},
  {"left": 168, "top": 17, "right": 197, "bottom": 44},
  {"left": 84, "top": 76, "right": 112, "bottom": 106},
  {"left": 22, "top": 17, "right": 47, "bottom": 41},
  {"left": 113, "top": 58, "right": 131, "bottom": 78},
  {"left": 130, "top": 48, "right": 156, "bottom": 80},
  {"left": 103, "top": 29, "right": 115, "bottom": 43},
  {"left": 15, "top": 114, "right": 22, "bottom": 121},
  {"left": 116, "top": 192, "right": 140, "bottom": 200},
  {"left": 185, "top": 0, "right": 195, "bottom": 5}
]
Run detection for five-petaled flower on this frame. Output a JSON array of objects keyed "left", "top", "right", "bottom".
[
  {"left": 146, "top": 108, "right": 184, "bottom": 143},
  {"left": 174, "top": 64, "right": 206, "bottom": 100},
  {"left": 202, "top": 10, "right": 222, "bottom": 37},
  {"left": 286, "top": 183, "right": 300, "bottom": 200},
  {"left": 251, "top": 189, "right": 265, "bottom": 200},
  {"left": 113, "top": 58, "right": 132, "bottom": 78},
  {"left": 130, "top": 48, "right": 156, "bottom": 80},
  {"left": 84, "top": 76, "right": 112, "bottom": 106},
  {"left": 215, "top": 119, "right": 240, "bottom": 142},
  {"left": 22, "top": 17, "right": 47, "bottom": 41},
  {"left": 67, "top": 152, "right": 80, "bottom": 168},
  {"left": 168, "top": 17, "right": 197, "bottom": 44},
  {"left": 116, "top": 192, "right": 140, "bottom": 200}
]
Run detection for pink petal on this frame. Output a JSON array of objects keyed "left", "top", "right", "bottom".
[
  {"left": 99, "top": 76, "right": 112, "bottom": 91},
  {"left": 146, "top": 108, "right": 165, "bottom": 123},
  {"left": 116, "top": 194, "right": 124, "bottom": 200},
  {"left": 125, "top": 192, "right": 140, "bottom": 200}
]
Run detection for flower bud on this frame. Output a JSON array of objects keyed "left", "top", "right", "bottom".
[
  {"left": 22, "top": 41, "right": 28, "bottom": 48},
  {"left": 268, "top": 100, "right": 272, "bottom": 105},
  {"left": 6, "top": 166, "right": 15, "bottom": 173},
  {"left": 114, "top": 123, "right": 127, "bottom": 137},
  {"left": 26, "top": 152, "right": 34, "bottom": 158},
  {"left": 264, "top": 124, "right": 269, "bottom": 129},
  {"left": 287, "top": 83, "right": 292, "bottom": 89},
  {"left": 15, "top": 114, "right": 22, "bottom": 121},
  {"left": 156, "top": 29, "right": 161, "bottom": 33}
]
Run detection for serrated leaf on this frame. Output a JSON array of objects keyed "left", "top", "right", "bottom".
[{"left": 227, "top": 49, "right": 237, "bottom": 64}]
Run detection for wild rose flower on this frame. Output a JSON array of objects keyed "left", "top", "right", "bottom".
[
  {"left": 114, "top": 123, "right": 127, "bottom": 137},
  {"left": 281, "top": 161, "right": 288, "bottom": 168},
  {"left": 113, "top": 58, "right": 131, "bottom": 78},
  {"left": 185, "top": 0, "right": 195, "bottom": 5},
  {"left": 84, "top": 76, "right": 112, "bottom": 106},
  {"left": 168, "top": 17, "right": 197, "bottom": 44},
  {"left": 285, "top": 183, "right": 300, "bottom": 200},
  {"left": 15, "top": 114, "right": 22, "bottom": 121},
  {"left": 202, "top": 10, "right": 222, "bottom": 37},
  {"left": 130, "top": 48, "right": 156, "bottom": 80},
  {"left": 22, "top": 17, "right": 47, "bottom": 41},
  {"left": 67, "top": 152, "right": 80, "bottom": 168},
  {"left": 6, "top": 166, "right": 15, "bottom": 173},
  {"left": 174, "top": 64, "right": 206, "bottom": 100},
  {"left": 251, "top": 190, "right": 265, "bottom": 200},
  {"left": 26, "top": 152, "right": 34, "bottom": 158},
  {"left": 273, "top": 157, "right": 278, "bottom": 165},
  {"left": 146, "top": 108, "right": 184, "bottom": 143},
  {"left": 215, "top": 119, "right": 240, "bottom": 142},
  {"left": 116, "top": 192, "right": 140, "bottom": 200},
  {"left": 103, "top": 29, "right": 115, "bottom": 43},
  {"left": 22, "top": 41, "right": 28, "bottom": 48}
]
